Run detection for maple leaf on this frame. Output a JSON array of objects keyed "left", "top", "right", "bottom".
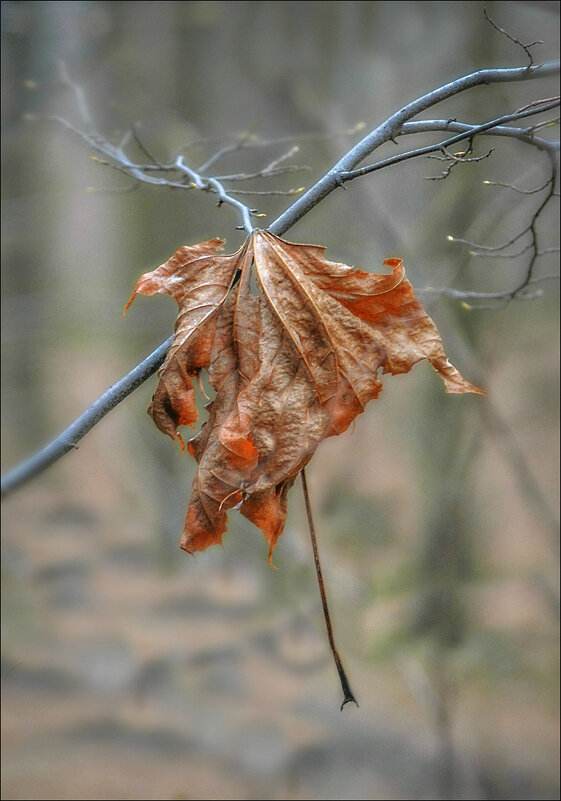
[{"left": 126, "top": 231, "right": 484, "bottom": 559}]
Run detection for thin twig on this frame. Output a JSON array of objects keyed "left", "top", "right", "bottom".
[
  {"left": 425, "top": 146, "right": 495, "bottom": 181},
  {"left": 196, "top": 130, "right": 257, "bottom": 173},
  {"left": 527, "top": 115, "right": 560, "bottom": 133},
  {"left": 426, "top": 146, "right": 494, "bottom": 164},
  {"left": 447, "top": 226, "right": 532, "bottom": 252},
  {"left": 227, "top": 187, "right": 306, "bottom": 196},
  {"left": 181, "top": 121, "right": 367, "bottom": 164},
  {"left": 483, "top": 8, "right": 542, "bottom": 68},
  {"left": 438, "top": 149, "right": 558, "bottom": 303},
  {"left": 300, "top": 469, "right": 358, "bottom": 710},
  {"left": 212, "top": 165, "right": 311, "bottom": 181},
  {"left": 469, "top": 242, "right": 534, "bottom": 259},
  {"left": 482, "top": 178, "right": 554, "bottom": 194},
  {"left": 400, "top": 118, "right": 558, "bottom": 150},
  {"left": 131, "top": 124, "right": 162, "bottom": 165}
]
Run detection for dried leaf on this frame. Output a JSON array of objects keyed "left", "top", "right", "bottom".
[{"left": 126, "top": 231, "right": 484, "bottom": 558}]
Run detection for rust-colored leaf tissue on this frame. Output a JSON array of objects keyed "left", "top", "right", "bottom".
[{"left": 126, "top": 231, "right": 484, "bottom": 559}]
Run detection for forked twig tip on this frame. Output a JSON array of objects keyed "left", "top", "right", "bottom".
[{"left": 341, "top": 694, "right": 359, "bottom": 711}]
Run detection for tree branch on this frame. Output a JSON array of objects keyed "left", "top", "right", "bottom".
[
  {"left": 400, "top": 118, "right": 559, "bottom": 149},
  {"left": 1, "top": 337, "right": 173, "bottom": 496},
  {"left": 269, "top": 61, "right": 559, "bottom": 236},
  {"left": 48, "top": 116, "right": 262, "bottom": 235},
  {"left": 2, "top": 59, "right": 559, "bottom": 496},
  {"left": 422, "top": 147, "right": 558, "bottom": 306},
  {"left": 482, "top": 7, "right": 543, "bottom": 68},
  {"left": 337, "top": 99, "right": 560, "bottom": 183}
]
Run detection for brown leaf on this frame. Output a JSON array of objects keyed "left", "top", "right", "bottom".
[{"left": 127, "top": 231, "right": 484, "bottom": 559}]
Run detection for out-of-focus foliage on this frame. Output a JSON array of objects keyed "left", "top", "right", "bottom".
[{"left": 2, "top": 2, "right": 559, "bottom": 800}]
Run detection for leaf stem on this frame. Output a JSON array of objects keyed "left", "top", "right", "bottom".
[{"left": 300, "top": 468, "right": 358, "bottom": 710}]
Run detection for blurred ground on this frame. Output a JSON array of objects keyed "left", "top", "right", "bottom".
[{"left": 2, "top": 2, "right": 559, "bottom": 800}]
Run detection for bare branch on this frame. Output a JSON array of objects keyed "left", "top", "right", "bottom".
[
  {"left": 41, "top": 117, "right": 313, "bottom": 230},
  {"left": 440, "top": 147, "right": 558, "bottom": 303},
  {"left": 338, "top": 99, "right": 560, "bottom": 183},
  {"left": 469, "top": 242, "right": 534, "bottom": 259},
  {"left": 447, "top": 227, "right": 532, "bottom": 253},
  {"left": 425, "top": 145, "right": 495, "bottom": 181},
  {"left": 212, "top": 165, "right": 311, "bottom": 181},
  {"left": 130, "top": 123, "right": 162, "bottom": 165},
  {"left": 483, "top": 8, "right": 543, "bottom": 68},
  {"left": 482, "top": 177, "right": 555, "bottom": 194},
  {"left": 269, "top": 61, "right": 559, "bottom": 236},
  {"left": 182, "top": 121, "right": 367, "bottom": 165},
  {"left": 196, "top": 129, "right": 258, "bottom": 173},
  {"left": 227, "top": 187, "right": 306, "bottom": 196},
  {"left": 39, "top": 115, "right": 261, "bottom": 233},
  {"left": 3, "top": 59, "right": 559, "bottom": 495},
  {"left": 1, "top": 337, "right": 173, "bottom": 497},
  {"left": 399, "top": 119, "right": 558, "bottom": 150},
  {"left": 426, "top": 146, "right": 494, "bottom": 165},
  {"left": 174, "top": 160, "right": 257, "bottom": 233}
]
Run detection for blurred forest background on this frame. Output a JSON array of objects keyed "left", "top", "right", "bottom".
[{"left": 1, "top": 2, "right": 559, "bottom": 800}]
